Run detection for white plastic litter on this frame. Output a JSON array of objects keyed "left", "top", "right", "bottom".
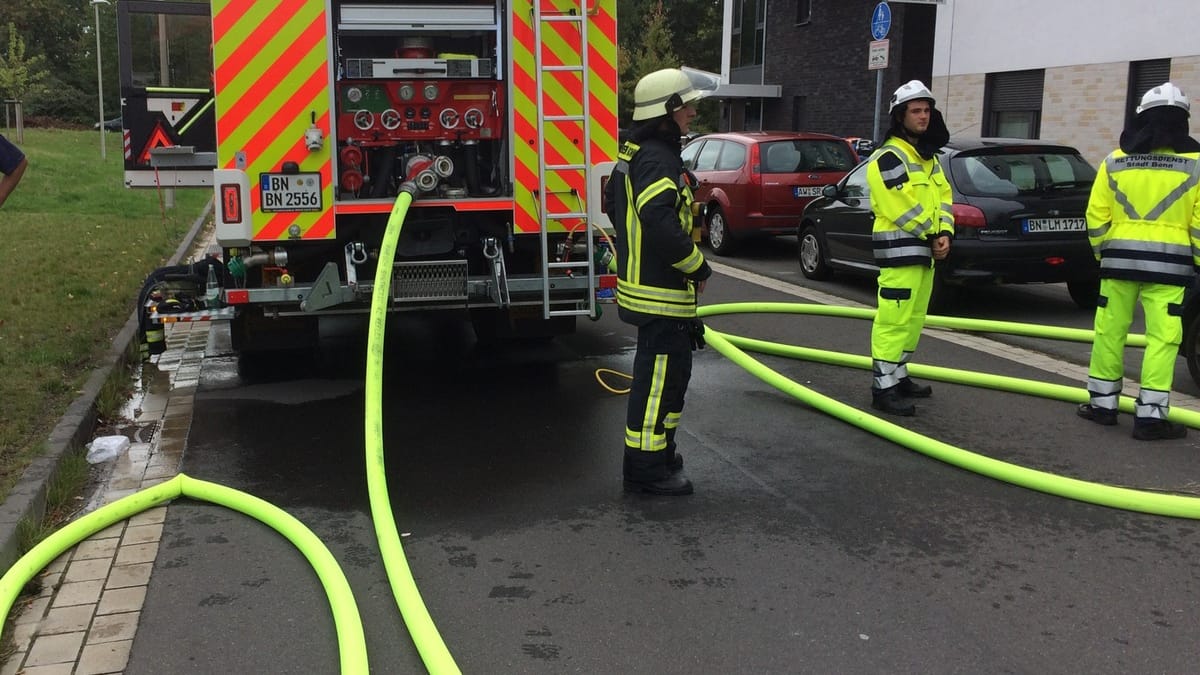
[{"left": 86, "top": 435, "right": 131, "bottom": 464}]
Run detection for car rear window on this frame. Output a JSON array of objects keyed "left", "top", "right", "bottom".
[
  {"left": 761, "top": 140, "right": 857, "bottom": 173},
  {"left": 950, "top": 150, "right": 1097, "bottom": 197}
]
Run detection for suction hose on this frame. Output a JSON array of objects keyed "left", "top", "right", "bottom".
[
  {"left": 363, "top": 181, "right": 460, "bottom": 674},
  {"left": 696, "top": 301, "right": 1200, "bottom": 519},
  {"left": 0, "top": 474, "right": 368, "bottom": 674}
]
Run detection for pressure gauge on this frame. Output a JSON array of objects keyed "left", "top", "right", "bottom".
[
  {"left": 345, "top": 87, "right": 363, "bottom": 104},
  {"left": 422, "top": 83, "right": 439, "bottom": 101},
  {"left": 398, "top": 84, "right": 415, "bottom": 101}
]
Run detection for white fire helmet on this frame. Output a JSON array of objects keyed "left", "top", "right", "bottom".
[
  {"left": 1136, "top": 82, "right": 1190, "bottom": 116},
  {"left": 889, "top": 80, "right": 935, "bottom": 114}
]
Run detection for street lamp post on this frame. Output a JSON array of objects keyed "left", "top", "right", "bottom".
[{"left": 92, "top": 0, "right": 111, "bottom": 160}]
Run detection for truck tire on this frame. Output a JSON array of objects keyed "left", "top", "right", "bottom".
[{"left": 231, "top": 308, "right": 319, "bottom": 377}]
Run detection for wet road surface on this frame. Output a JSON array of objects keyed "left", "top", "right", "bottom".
[{"left": 126, "top": 269, "right": 1200, "bottom": 674}]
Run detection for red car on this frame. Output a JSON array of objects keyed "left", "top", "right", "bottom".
[{"left": 681, "top": 131, "right": 858, "bottom": 255}]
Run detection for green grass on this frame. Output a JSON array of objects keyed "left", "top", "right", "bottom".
[{"left": 0, "top": 128, "right": 211, "bottom": 501}]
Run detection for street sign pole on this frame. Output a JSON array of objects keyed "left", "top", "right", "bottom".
[
  {"left": 869, "top": 2, "right": 891, "bottom": 144},
  {"left": 874, "top": 70, "right": 883, "bottom": 145}
]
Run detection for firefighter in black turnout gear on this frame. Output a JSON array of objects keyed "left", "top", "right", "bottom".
[{"left": 605, "top": 67, "right": 718, "bottom": 496}]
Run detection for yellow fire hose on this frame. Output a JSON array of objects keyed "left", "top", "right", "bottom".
[
  {"left": 0, "top": 474, "right": 369, "bottom": 673},
  {"left": 696, "top": 301, "right": 1200, "bottom": 519}
]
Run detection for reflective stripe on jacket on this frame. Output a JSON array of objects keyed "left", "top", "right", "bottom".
[
  {"left": 865, "top": 137, "right": 954, "bottom": 267},
  {"left": 1086, "top": 148, "right": 1200, "bottom": 286},
  {"left": 605, "top": 139, "right": 711, "bottom": 322}
]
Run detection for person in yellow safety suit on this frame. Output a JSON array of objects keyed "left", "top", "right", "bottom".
[
  {"left": 1077, "top": 82, "right": 1200, "bottom": 441},
  {"left": 604, "top": 67, "right": 718, "bottom": 496},
  {"left": 866, "top": 80, "right": 954, "bottom": 416}
]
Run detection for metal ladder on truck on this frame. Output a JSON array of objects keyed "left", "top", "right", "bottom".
[{"left": 533, "top": 0, "right": 597, "bottom": 321}]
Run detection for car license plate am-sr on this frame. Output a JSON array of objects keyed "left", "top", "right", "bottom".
[
  {"left": 793, "top": 186, "right": 823, "bottom": 198},
  {"left": 1024, "top": 217, "right": 1085, "bottom": 233},
  {"left": 260, "top": 173, "right": 322, "bottom": 212}
]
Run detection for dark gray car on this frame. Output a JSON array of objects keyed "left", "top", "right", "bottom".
[{"left": 798, "top": 137, "right": 1101, "bottom": 309}]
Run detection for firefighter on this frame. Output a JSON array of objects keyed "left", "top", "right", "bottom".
[
  {"left": 1077, "top": 82, "right": 1200, "bottom": 440},
  {"left": 605, "top": 67, "right": 717, "bottom": 496},
  {"left": 866, "top": 80, "right": 953, "bottom": 416}
]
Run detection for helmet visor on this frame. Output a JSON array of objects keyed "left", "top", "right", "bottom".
[{"left": 679, "top": 67, "right": 721, "bottom": 103}]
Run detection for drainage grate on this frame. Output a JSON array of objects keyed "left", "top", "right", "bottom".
[{"left": 392, "top": 260, "right": 469, "bottom": 301}]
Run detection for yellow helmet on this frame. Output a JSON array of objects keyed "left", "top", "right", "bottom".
[{"left": 632, "top": 68, "right": 718, "bottom": 121}]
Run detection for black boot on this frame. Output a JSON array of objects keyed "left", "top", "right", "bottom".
[
  {"left": 624, "top": 448, "right": 693, "bottom": 496},
  {"left": 1077, "top": 403, "right": 1118, "bottom": 426},
  {"left": 1132, "top": 419, "right": 1188, "bottom": 441},
  {"left": 666, "top": 442, "right": 683, "bottom": 475},
  {"left": 897, "top": 377, "right": 932, "bottom": 398},
  {"left": 871, "top": 387, "right": 915, "bottom": 416}
]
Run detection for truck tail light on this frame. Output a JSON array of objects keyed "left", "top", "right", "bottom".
[{"left": 220, "top": 184, "right": 242, "bottom": 223}]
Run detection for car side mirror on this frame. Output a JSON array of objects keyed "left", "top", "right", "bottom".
[{"left": 821, "top": 184, "right": 839, "bottom": 199}]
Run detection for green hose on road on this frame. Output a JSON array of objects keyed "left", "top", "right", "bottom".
[
  {"left": 0, "top": 474, "right": 369, "bottom": 674},
  {"left": 697, "top": 302, "right": 1200, "bottom": 520},
  {"left": 363, "top": 183, "right": 460, "bottom": 675}
]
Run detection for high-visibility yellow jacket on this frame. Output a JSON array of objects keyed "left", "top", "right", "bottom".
[
  {"left": 604, "top": 138, "right": 711, "bottom": 324},
  {"left": 1086, "top": 147, "right": 1200, "bottom": 287},
  {"left": 866, "top": 137, "right": 954, "bottom": 267}
]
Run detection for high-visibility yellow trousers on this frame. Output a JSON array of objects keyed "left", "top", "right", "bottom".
[
  {"left": 871, "top": 262, "right": 934, "bottom": 392},
  {"left": 1086, "top": 278, "right": 1185, "bottom": 421}
]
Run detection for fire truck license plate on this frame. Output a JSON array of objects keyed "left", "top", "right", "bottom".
[{"left": 260, "top": 173, "right": 322, "bottom": 212}]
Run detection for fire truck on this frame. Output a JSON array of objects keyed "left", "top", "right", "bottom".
[{"left": 117, "top": 0, "right": 618, "bottom": 357}]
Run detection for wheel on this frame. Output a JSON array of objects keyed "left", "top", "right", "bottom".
[
  {"left": 1067, "top": 278, "right": 1100, "bottom": 310},
  {"left": 927, "top": 269, "right": 957, "bottom": 313},
  {"left": 797, "top": 223, "right": 832, "bottom": 280},
  {"left": 706, "top": 205, "right": 737, "bottom": 256},
  {"left": 1186, "top": 311, "right": 1200, "bottom": 389}
]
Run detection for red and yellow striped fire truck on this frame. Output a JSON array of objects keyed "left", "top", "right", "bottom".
[{"left": 118, "top": 0, "right": 618, "bottom": 356}]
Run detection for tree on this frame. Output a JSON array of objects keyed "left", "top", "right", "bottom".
[
  {"left": 618, "top": 2, "right": 679, "bottom": 127},
  {"left": 0, "top": 23, "right": 50, "bottom": 105},
  {"left": 617, "top": 0, "right": 724, "bottom": 131}
]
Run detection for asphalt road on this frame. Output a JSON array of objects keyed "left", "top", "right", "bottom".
[{"left": 126, "top": 247, "right": 1200, "bottom": 674}]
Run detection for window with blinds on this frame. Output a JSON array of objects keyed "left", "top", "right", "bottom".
[
  {"left": 983, "top": 70, "right": 1045, "bottom": 139},
  {"left": 1126, "top": 59, "right": 1172, "bottom": 127}
]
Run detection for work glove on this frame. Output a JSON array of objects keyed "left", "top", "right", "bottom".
[{"left": 689, "top": 318, "right": 706, "bottom": 351}]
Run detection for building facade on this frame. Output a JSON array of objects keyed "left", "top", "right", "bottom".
[
  {"left": 719, "top": 0, "right": 1200, "bottom": 166},
  {"left": 932, "top": 0, "right": 1200, "bottom": 165},
  {"left": 717, "top": 0, "right": 937, "bottom": 139}
]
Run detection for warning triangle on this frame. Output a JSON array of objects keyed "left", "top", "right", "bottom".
[{"left": 139, "top": 122, "right": 175, "bottom": 164}]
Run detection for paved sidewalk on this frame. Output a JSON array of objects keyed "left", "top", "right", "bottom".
[{"left": 2, "top": 320, "right": 210, "bottom": 675}]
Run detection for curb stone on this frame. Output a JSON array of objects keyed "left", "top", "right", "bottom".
[{"left": 0, "top": 201, "right": 213, "bottom": 574}]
